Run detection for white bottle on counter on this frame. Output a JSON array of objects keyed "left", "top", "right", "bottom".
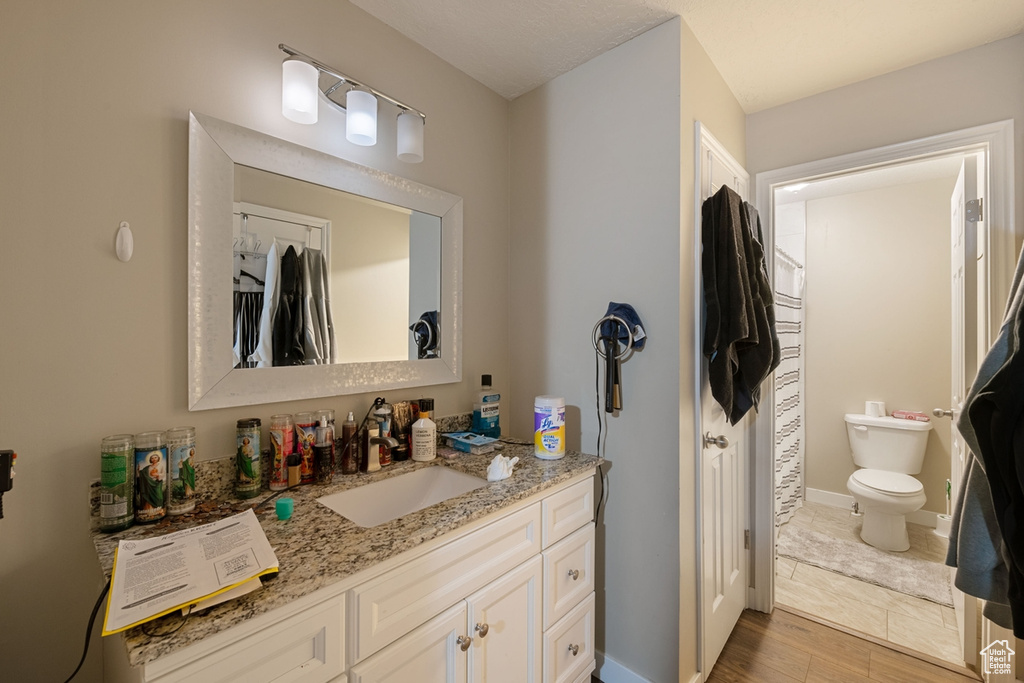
[
  {"left": 365, "top": 422, "right": 381, "bottom": 472},
  {"left": 411, "top": 398, "right": 437, "bottom": 462}
]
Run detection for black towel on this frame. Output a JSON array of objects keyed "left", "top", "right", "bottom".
[{"left": 701, "top": 185, "right": 780, "bottom": 424}]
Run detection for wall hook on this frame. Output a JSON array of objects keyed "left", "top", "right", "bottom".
[{"left": 116, "top": 221, "right": 133, "bottom": 262}]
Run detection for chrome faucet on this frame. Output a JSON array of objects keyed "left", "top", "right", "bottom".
[{"left": 369, "top": 434, "right": 400, "bottom": 449}]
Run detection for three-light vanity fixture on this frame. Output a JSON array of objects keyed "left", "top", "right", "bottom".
[{"left": 279, "top": 43, "right": 425, "bottom": 163}]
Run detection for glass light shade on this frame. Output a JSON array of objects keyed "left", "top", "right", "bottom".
[
  {"left": 281, "top": 57, "right": 319, "bottom": 124},
  {"left": 346, "top": 90, "right": 378, "bottom": 146},
  {"left": 396, "top": 111, "right": 424, "bottom": 163}
]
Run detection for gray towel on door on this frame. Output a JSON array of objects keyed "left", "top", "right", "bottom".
[{"left": 701, "top": 184, "right": 780, "bottom": 424}]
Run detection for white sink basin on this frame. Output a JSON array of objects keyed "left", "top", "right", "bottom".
[{"left": 317, "top": 467, "right": 489, "bottom": 528}]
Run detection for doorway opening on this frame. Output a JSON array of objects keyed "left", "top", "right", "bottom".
[
  {"left": 773, "top": 153, "right": 971, "bottom": 665},
  {"left": 751, "top": 120, "right": 1016, "bottom": 673}
]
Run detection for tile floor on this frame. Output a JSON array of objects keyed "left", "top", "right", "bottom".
[{"left": 775, "top": 501, "right": 964, "bottom": 666}]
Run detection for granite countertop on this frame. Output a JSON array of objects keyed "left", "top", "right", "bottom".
[{"left": 92, "top": 441, "right": 601, "bottom": 669}]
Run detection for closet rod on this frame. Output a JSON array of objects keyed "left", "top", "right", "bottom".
[{"left": 235, "top": 211, "right": 325, "bottom": 232}]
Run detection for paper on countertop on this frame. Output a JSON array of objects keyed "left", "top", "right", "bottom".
[{"left": 103, "top": 508, "right": 279, "bottom": 635}]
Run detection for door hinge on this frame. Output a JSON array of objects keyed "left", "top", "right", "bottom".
[
  {"left": 744, "top": 529, "right": 750, "bottom": 550},
  {"left": 966, "top": 198, "right": 983, "bottom": 222}
]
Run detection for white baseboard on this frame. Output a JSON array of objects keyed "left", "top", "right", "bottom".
[
  {"left": 804, "top": 487, "right": 939, "bottom": 528},
  {"left": 804, "top": 487, "right": 854, "bottom": 511},
  {"left": 595, "top": 650, "right": 656, "bottom": 683}
]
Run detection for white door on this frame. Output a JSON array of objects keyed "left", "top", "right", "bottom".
[
  {"left": 944, "top": 155, "right": 984, "bottom": 668},
  {"left": 699, "top": 369, "right": 748, "bottom": 674},
  {"left": 695, "top": 124, "right": 750, "bottom": 678}
]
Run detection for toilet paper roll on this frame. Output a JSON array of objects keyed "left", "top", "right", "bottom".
[{"left": 865, "top": 401, "right": 886, "bottom": 418}]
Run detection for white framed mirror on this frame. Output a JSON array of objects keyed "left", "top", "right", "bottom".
[{"left": 188, "top": 112, "right": 462, "bottom": 411}]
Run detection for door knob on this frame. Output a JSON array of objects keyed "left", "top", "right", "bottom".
[
  {"left": 567, "top": 568, "right": 580, "bottom": 581},
  {"left": 932, "top": 408, "right": 954, "bottom": 418},
  {"left": 457, "top": 635, "right": 473, "bottom": 651},
  {"left": 703, "top": 433, "right": 729, "bottom": 449},
  {"left": 568, "top": 643, "right": 580, "bottom": 656},
  {"left": 475, "top": 622, "right": 489, "bottom": 638}
]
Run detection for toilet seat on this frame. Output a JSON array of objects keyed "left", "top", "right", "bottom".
[{"left": 851, "top": 468, "right": 922, "bottom": 496}]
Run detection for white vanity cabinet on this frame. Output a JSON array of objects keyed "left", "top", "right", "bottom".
[
  {"left": 350, "top": 556, "right": 543, "bottom": 683},
  {"left": 348, "top": 475, "right": 596, "bottom": 683},
  {"left": 118, "top": 469, "right": 596, "bottom": 683}
]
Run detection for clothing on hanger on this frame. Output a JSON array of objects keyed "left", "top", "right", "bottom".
[{"left": 273, "top": 245, "right": 305, "bottom": 366}]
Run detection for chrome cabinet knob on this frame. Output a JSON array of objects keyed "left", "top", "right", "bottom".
[
  {"left": 932, "top": 408, "right": 954, "bottom": 418},
  {"left": 567, "top": 568, "right": 580, "bottom": 581},
  {"left": 457, "top": 635, "right": 472, "bottom": 651},
  {"left": 475, "top": 622, "right": 489, "bottom": 638},
  {"left": 568, "top": 643, "right": 579, "bottom": 656},
  {"left": 703, "top": 433, "right": 729, "bottom": 449}
]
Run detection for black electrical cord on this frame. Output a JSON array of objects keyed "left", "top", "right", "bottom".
[
  {"left": 252, "top": 487, "right": 288, "bottom": 511},
  {"left": 594, "top": 342, "right": 609, "bottom": 460},
  {"left": 141, "top": 609, "right": 192, "bottom": 638},
  {"left": 64, "top": 578, "right": 110, "bottom": 683},
  {"left": 593, "top": 341, "right": 610, "bottom": 525}
]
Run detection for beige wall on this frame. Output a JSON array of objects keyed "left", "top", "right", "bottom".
[
  {"left": 509, "top": 17, "right": 744, "bottom": 682},
  {"left": 804, "top": 179, "right": 955, "bottom": 512},
  {"left": 0, "top": 1, "right": 509, "bottom": 680},
  {"left": 746, "top": 34, "right": 1024, "bottom": 252},
  {"left": 678, "top": 16, "right": 748, "bottom": 681}
]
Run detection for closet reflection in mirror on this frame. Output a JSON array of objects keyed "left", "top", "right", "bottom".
[{"left": 232, "top": 165, "right": 441, "bottom": 368}]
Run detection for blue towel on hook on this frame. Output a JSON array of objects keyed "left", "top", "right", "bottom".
[{"left": 600, "top": 302, "right": 646, "bottom": 350}]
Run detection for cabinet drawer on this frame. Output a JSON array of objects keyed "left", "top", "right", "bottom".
[
  {"left": 543, "top": 524, "right": 595, "bottom": 629},
  {"left": 541, "top": 478, "right": 594, "bottom": 548},
  {"left": 543, "top": 592, "right": 595, "bottom": 683},
  {"left": 148, "top": 594, "right": 346, "bottom": 683},
  {"left": 350, "top": 503, "right": 541, "bottom": 662}
]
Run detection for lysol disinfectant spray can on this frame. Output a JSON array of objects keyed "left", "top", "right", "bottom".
[{"left": 534, "top": 396, "right": 566, "bottom": 459}]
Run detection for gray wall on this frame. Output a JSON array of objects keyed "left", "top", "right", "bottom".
[
  {"left": 0, "top": 1, "right": 509, "bottom": 680},
  {"left": 509, "top": 17, "right": 746, "bottom": 682}
]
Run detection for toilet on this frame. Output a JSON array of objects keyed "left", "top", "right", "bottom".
[{"left": 844, "top": 413, "right": 932, "bottom": 551}]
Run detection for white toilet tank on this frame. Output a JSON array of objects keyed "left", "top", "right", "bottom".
[{"left": 844, "top": 413, "right": 932, "bottom": 474}]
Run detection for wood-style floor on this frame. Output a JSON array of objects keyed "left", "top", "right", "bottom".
[{"left": 708, "top": 608, "right": 980, "bottom": 682}]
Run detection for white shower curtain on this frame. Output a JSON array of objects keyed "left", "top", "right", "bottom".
[{"left": 774, "top": 250, "right": 805, "bottom": 529}]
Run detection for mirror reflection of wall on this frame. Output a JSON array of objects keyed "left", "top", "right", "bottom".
[
  {"left": 409, "top": 212, "right": 442, "bottom": 359},
  {"left": 233, "top": 164, "right": 442, "bottom": 365}
]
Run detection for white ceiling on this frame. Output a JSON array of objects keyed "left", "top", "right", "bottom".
[
  {"left": 774, "top": 154, "right": 967, "bottom": 206},
  {"left": 350, "top": 0, "right": 1024, "bottom": 112}
]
